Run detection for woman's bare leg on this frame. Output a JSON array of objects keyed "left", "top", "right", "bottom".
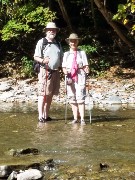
[
  {"left": 78, "top": 103, "right": 85, "bottom": 123},
  {"left": 71, "top": 103, "right": 78, "bottom": 120}
]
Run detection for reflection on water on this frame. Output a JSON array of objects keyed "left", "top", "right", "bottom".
[{"left": 0, "top": 102, "right": 135, "bottom": 174}]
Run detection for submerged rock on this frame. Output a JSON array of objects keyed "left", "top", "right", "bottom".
[
  {"left": 7, "top": 148, "right": 39, "bottom": 156},
  {"left": 100, "top": 163, "right": 109, "bottom": 171},
  {"left": 43, "top": 159, "right": 55, "bottom": 171}
]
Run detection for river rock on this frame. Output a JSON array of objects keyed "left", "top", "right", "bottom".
[
  {"left": 0, "top": 77, "right": 134, "bottom": 107},
  {"left": 7, "top": 171, "right": 18, "bottom": 180},
  {"left": 0, "top": 83, "right": 11, "bottom": 92},
  {"left": 7, "top": 148, "right": 39, "bottom": 156},
  {"left": 43, "top": 158, "right": 55, "bottom": 171},
  {"left": 0, "top": 165, "right": 12, "bottom": 178},
  {"left": 106, "top": 95, "right": 122, "bottom": 104},
  {"left": 16, "top": 169, "right": 43, "bottom": 180}
]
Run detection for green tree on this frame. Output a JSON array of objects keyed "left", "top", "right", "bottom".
[
  {"left": 0, "top": 0, "right": 56, "bottom": 41},
  {"left": 0, "top": 0, "right": 58, "bottom": 78},
  {"left": 113, "top": 0, "right": 135, "bottom": 38},
  {"left": 93, "top": 0, "right": 135, "bottom": 49}
]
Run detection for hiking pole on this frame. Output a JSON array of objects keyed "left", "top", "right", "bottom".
[
  {"left": 44, "top": 63, "right": 48, "bottom": 120},
  {"left": 87, "top": 80, "right": 92, "bottom": 124},
  {"left": 89, "top": 91, "right": 92, "bottom": 124},
  {"left": 64, "top": 75, "right": 68, "bottom": 124}
]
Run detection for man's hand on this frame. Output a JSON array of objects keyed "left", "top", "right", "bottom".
[
  {"left": 42, "top": 56, "right": 50, "bottom": 64},
  {"left": 62, "top": 67, "right": 68, "bottom": 75}
]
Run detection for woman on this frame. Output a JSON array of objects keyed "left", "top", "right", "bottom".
[{"left": 62, "top": 33, "right": 89, "bottom": 125}]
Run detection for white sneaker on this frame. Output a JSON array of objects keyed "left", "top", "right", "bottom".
[{"left": 81, "top": 120, "right": 86, "bottom": 125}]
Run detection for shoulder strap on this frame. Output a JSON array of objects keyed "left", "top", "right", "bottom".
[
  {"left": 41, "top": 38, "right": 61, "bottom": 57},
  {"left": 57, "top": 41, "right": 61, "bottom": 49},
  {"left": 77, "top": 49, "right": 82, "bottom": 59},
  {"left": 43, "top": 38, "right": 61, "bottom": 48},
  {"left": 41, "top": 38, "right": 48, "bottom": 57},
  {"left": 65, "top": 51, "right": 70, "bottom": 62},
  {"left": 52, "top": 39, "right": 61, "bottom": 49},
  {"left": 65, "top": 50, "right": 82, "bottom": 62},
  {"left": 43, "top": 37, "right": 48, "bottom": 45}
]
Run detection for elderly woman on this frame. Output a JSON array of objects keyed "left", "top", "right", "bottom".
[{"left": 62, "top": 33, "right": 89, "bottom": 125}]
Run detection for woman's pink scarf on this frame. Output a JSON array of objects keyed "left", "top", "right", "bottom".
[{"left": 71, "top": 51, "right": 78, "bottom": 82}]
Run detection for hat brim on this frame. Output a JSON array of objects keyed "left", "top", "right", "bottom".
[
  {"left": 65, "top": 38, "right": 81, "bottom": 43},
  {"left": 45, "top": 27, "right": 60, "bottom": 32}
]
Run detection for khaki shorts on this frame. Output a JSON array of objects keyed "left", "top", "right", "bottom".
[
  {"left": 38, "top": 67, "right": 60, "bottom": 96},
  {"left": 67, "top": 83, "right": 86, "bottom": 104},
  {"left": 67, "top": 69, "right": 86, "bottom": 104}
]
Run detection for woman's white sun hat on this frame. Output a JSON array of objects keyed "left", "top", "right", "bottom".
[
  {"left": 45, "top": 22, "right": 60, "bottom": 32},
  {"left": 65, "top": 33, "right": 81, "bottom": 43}
]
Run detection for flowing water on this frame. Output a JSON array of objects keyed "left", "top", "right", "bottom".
[{"left": 0, "top": 102, "right": 135, "bottom": 179}]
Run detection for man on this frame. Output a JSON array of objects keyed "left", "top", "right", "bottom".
[{"left": 34, "top": 22, "right": 63, "bottom": 123}]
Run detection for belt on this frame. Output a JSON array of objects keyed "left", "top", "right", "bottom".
[
  {"left": 47, "top": 69, "right": 58, "bottom": 72},
  {"left": 40, "top": 65, "right": 58, "bottom": 71}
]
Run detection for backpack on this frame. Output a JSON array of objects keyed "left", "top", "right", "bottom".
[{"left": 34, "top": 38, "right": 61, "bottom": 73}]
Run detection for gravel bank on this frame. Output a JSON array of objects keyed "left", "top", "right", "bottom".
[{"left": 0, "top": 77, "right": 135, "bottom": 110}]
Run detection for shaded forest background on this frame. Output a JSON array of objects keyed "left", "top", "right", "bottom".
[{"left": 0, "top": 0, "right": 135, "bottom": 79}]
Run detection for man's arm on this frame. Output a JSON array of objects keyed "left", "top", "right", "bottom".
[{"left": 34, "top": 56, "right": 50, "bottom": 64}]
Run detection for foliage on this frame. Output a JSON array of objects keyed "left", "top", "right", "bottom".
[
  {"left": 20, "top": 56, "right": 34, "bottom": 78},
  {"left": 89, "top": 57, "right": 110, "bottom": 77},
  {"left": 79, "top": 45, "right": 97, "bottom": 54},
  {"left": 0, "top": 0, "right": 134, "bottom": 79},
  {"left": 1, "top": 20, "right": 32, "bottom": 40},
  {"left": 0, "top": 1, "right": 57, "bottom": 41},
  {"left": 79, "top": 44, "right": 110, "bottom": 77},
  {"left": 113, "top": 0, "right": 135, "bottom": 37}
]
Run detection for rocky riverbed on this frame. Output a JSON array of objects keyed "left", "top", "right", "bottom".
[{"left": 0, "top": 76, "right": 135, "bottom": 109}]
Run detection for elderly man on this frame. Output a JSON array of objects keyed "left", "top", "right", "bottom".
[{"left": 34, "top": 22, "right": 63, "bottom": 123}]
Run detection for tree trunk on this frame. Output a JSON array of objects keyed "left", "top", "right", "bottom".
[
  {"left": 57, "top": 0, "right": 73, "bottom": 32},
  {"left": 93, "top": 0, "right": 135, "bottom": 49},
  {"left": 91, "top": 0, "right": 97, "bottom": 29}
]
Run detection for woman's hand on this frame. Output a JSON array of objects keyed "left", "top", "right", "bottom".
[{"left": 84, "top": 65, "right": 89, "bottom": 74}]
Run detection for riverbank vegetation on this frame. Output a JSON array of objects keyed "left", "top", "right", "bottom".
[{"left": 0, "top": 0, "right": 135, "bottom": 79}]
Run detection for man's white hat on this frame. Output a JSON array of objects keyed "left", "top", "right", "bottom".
[{"left": 45, "top": 22, "right": 60, "bottom": 32}]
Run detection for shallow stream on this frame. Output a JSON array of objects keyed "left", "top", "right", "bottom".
[{"left": 0, "top": 102, "right": 135, "bottom": 179}]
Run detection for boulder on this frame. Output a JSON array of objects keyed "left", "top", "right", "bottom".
[{"left": 17, "top": 169, "right": 43, "bottom": 180}]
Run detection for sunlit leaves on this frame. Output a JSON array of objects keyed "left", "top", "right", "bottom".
[
  {"left": 1, "top": 20, "right": 33, "bottom": 40},
  {"left": 113, "top": 0, "right": 135, "bottom": 35},
  {"left": 1, "top": 1, "right": 57, "bottom": 41},
  {"left": 25, "top": 7, "right": 56, "bottom": 26}
]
